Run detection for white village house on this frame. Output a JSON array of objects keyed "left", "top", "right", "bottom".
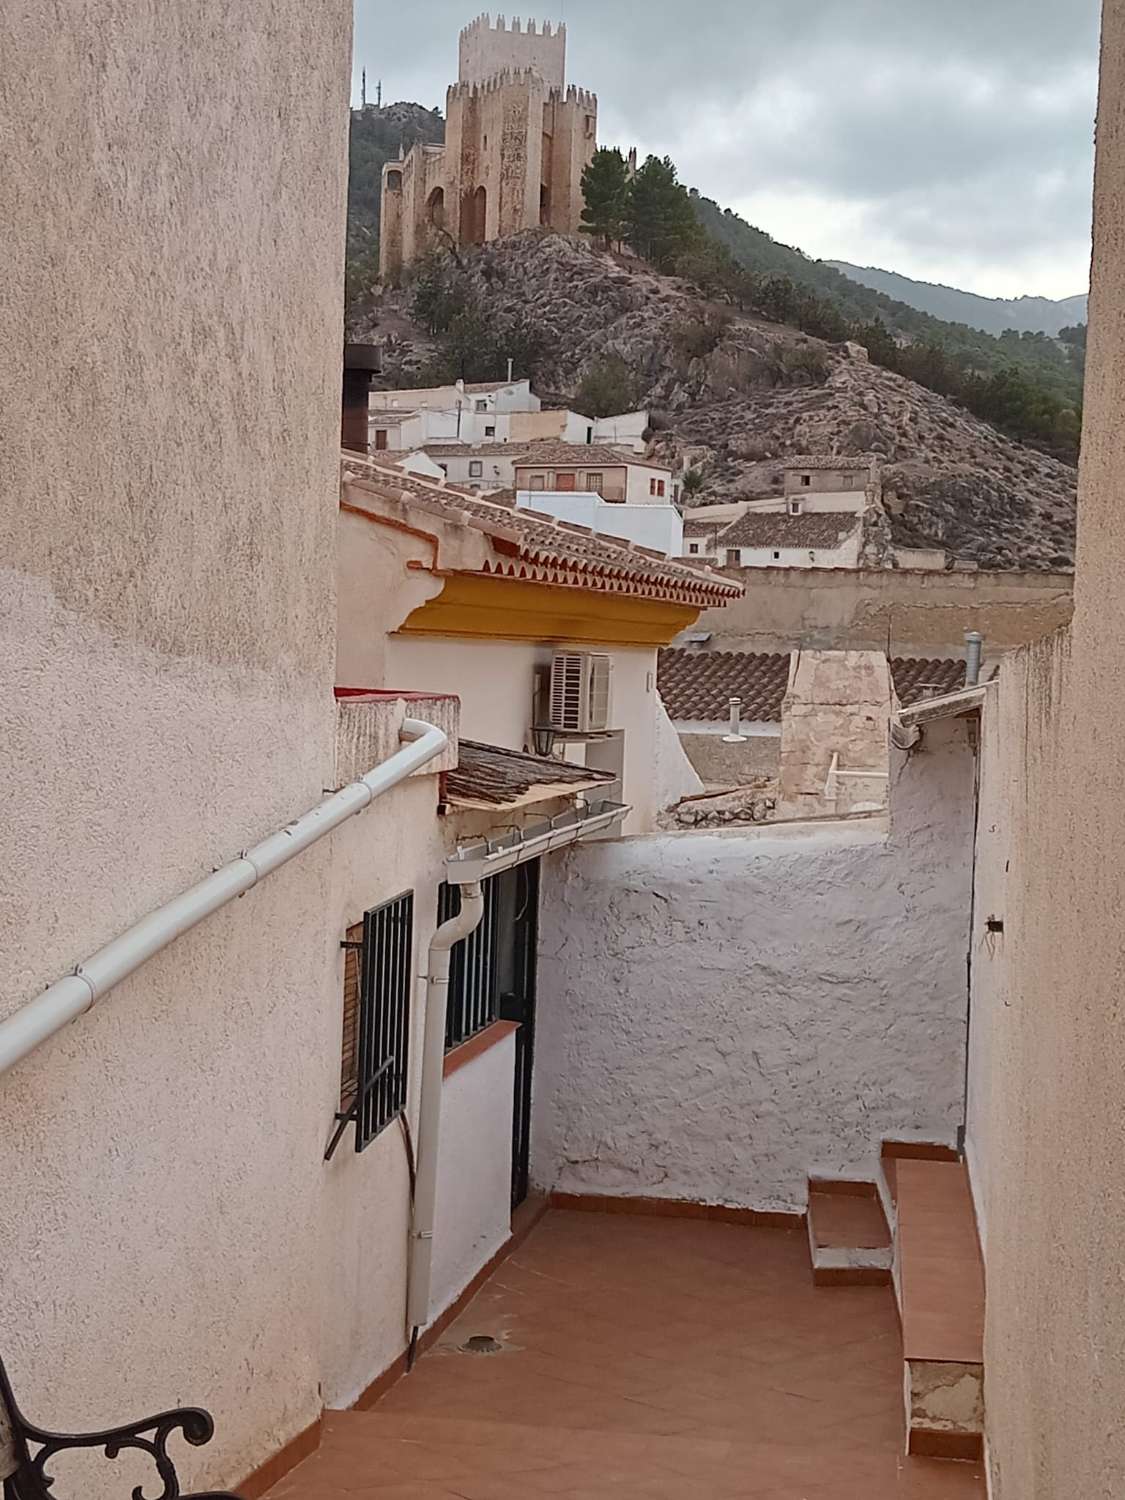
[
  {"left": 8, "top": 4, "right": 1125, "bottom": 1500},
  {"left": 369, "top": 377, "right": 648, "bottom": 456}
]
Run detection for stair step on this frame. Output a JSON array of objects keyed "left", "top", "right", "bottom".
[
  {"left": 895, "top": 1157, "right": 985, "bottom": 1461},
  {"left": 807, "top": 1179, "right": 892, "bottom": 1285}
]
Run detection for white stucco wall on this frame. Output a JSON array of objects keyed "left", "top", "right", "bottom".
[
  {"left": 533, "top": 718, "right": 976, "bottom": 1211},
  {"left": 652, "top": 697, "right": 705, "bottom": 808},
  {"left": 430, "top": 1036, "right": 516, "bottom": 1322},
  {"left": 514, "top": 492, "right": 684, "bottom": 556},
  {"left": 0, "top": 3, "right": 352, "bottom": 1492},
  {"left": 384, "top": 636, "right": 667, "bottom": 834},
  {"left": 731, "top": 534, "right": 862, "bottom": 569}
]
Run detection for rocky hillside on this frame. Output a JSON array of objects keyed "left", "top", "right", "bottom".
[{"left": 363, "top": 232, "right": 1078, "bottom": 571}]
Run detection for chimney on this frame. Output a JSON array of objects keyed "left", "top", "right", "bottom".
[
  {"left": 965, "top": 630, "right": 983, "bottom": 687},
  {"left": 342, "top": 343, "right": 382, "bottom": 453}
]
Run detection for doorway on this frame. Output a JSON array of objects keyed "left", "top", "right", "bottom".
[
  {"left": 440, "top": 859, "right": 541, "bottom": 1209},
  {"left": 496, "top": 859, "right": 540, "bottom": 1209}
]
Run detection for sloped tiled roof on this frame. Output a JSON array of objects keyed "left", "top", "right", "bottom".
[
  {"left": 683, "top": 519, "right": 721, "bottom": 539},
  {"left": 719, "top": 513, "right": 859, "bottom": 550},
  {"left": 784, "top": 455, "right": 874, "bottom": 472},
  {"left": 418, "top": 443, "right": 529, "bottom": 459},
  {"left": 890, "top": 656, "right": 971, "bottom": 704},
  {"left": 658, "top": 651, "right": 792, "bottom": 721},
  {"left": 658, "top": 649, "right": 970, "bottom": 721},
  {"left": 444, "top": 740, "right": 616, "bottom": 809},
  {"left": 341, "top": 454, "right": 741, "bottom": 607},
  {"left": 513, "top": 443, "right": 671, "bottom": 471}
]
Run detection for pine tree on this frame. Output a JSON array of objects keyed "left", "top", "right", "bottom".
[
  {"left": 580, "top": 148, "right": 630, "bottom": 248},
  {"left": 624, "top": 155, "right": 701, "bottom": 271}
]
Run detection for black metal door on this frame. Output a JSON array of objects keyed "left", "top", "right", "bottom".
[{"left": 496, "top": 860, "right": 540, "bottom": 1209}]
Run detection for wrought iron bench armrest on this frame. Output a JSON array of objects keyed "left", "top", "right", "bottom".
[{"left": 2, "top": 1361, "right": 241, "bottom": 1500}]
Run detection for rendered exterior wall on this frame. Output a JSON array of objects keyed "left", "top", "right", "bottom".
[
  {"left": 514, "top": 492, "right": 684, "bottom": 555},
  {"left": 784, "top": 468, "right": 871, "bottom": 496},
  {"left": 962, "top": 9, "right": 1125, "bottom": 1489},
  {"left": 732, "top": 535, "right": 862, "bottom": 569},
  {"left": 534, "top": 719, "right": 976, "bottom": 1211},
  {"left": 321, "top": 778, "right": 518, "bottom": 1407},
  {"left": 0, "top": 1, "right": 351, "bottom": 1490},
  {"left": 383, "top": 635, "right": 684, "bottom": 833},
  {"left": 695, "top": 565, "right": 1073, "bottom": 657}
]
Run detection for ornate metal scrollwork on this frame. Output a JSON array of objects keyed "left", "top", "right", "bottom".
[{"left": 1, "top": 1357, "right": 241, "bottom": 1500}]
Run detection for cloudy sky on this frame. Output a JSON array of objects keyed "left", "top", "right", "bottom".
[{"left": 352, "top": 0, "right": 1100, "bottom": 300}]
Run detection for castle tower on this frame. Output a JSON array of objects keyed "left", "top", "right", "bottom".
[
  {"left": 457, "top": 13, "right": 566, "bottom": 89},
  {"left": 379, "top": 14, "right": 596, "bottom": 280}
]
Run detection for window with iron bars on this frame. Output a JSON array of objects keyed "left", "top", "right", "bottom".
[
  {"left": 339, "top": 890, "right": 414, "bottom": 1151},
  {"left": 437, "top": 877, "right": 504, "bottom": 1050}
]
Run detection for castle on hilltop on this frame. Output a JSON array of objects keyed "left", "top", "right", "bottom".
[{"left": 379, "top": 14, "right": 597, "bottom": 279}]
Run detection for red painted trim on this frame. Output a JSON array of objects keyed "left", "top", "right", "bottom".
[
  {"left": 236, "top": 1415, "right": 323, "bottom": 1498},
  {"left": 548, "top": 1191, "right": 803, "bottom": 1230},
  {"left": 334, "top": 686, "right": 459, "bottom": 702},
  {"left": 443, "top": 1020, "right": 520, "bottom": 1080},
  {"left": 908, "top": 1428, "right": 984, "bottom": 1462}
]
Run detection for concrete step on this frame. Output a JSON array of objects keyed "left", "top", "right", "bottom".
[
  {"left": 806, "top": 1178, "right": 892, "bottom": 1286},
  {"left": 895, "top": 1157, "right": 985, "bottom": 1462}
]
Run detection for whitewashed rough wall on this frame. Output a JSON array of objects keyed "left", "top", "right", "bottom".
[{"left": 533, "top": 718, "right": 975, "bottom": 1212}]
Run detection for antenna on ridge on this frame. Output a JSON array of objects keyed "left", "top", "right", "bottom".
[{"left": 361, "top": 67, "right": 367, "bottom": 108}]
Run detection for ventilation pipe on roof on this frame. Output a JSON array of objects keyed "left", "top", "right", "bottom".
[
  {"left": 722, "top": 697, "right": 747, "bottom": 744},
  {"left": 965, "top": 631, "right": 984, "bottom": 687}
]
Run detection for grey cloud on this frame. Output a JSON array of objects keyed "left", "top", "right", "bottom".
[{"left": 354, "top": 0, "right": 1100, "bottom": 295}]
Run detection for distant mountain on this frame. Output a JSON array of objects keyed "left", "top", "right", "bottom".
[{"left": 826, "top": 262, "right": 1088, "bottom": 338}]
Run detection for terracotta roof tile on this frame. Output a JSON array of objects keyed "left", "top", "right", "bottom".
[
  {"left": 784, "top": 455, "right": 875, "bottom": 472},
  {"left": 513, "top": 443, "right": 671, "bottom": 471},
  {"left": 719, "top": 513, "right": 859, "bottom": 549},
  {"left": 418, "top": 443, "right": 530, "bottom": 459},
  {"left": 658, "top": 649, "right": 971, "bottom": 721},
  {"left": 341, "top": 454, "right": 741, "bottom": 607},
  {"left": 658, "top": 650, "right": 791, "bottom": 721}
]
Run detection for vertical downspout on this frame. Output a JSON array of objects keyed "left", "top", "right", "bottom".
[{"left": 406, "top": 883, "right": 485, "bottom": 1357}]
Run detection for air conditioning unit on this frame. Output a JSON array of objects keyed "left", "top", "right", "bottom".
[{"left": 549, "top": 652, "right": 613, "bottom": 733}]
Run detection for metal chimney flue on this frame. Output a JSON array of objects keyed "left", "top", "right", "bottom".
[
  {"left": 965, "top": 631, "right": 983, "bottom": 687},
  {"left": 722, "top": 697, "right": 747, "bottom": 744}
]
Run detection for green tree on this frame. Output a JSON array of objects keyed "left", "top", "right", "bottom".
[
  {"left": 624, "top": 155, "right": 701, "bottom": 271},
  {"left": 574, "top": 356, "right": 643, "bottom": 418},
  {"left": 580, "top": 148, "right": 630, "bottom": 248}
]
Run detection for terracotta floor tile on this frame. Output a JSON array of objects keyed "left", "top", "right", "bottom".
[{"left": 266, "top": 1211, "right": 983, "bottom": 1500}]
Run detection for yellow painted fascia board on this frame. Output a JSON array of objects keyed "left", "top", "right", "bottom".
[{"left": 397, "top": 573, "right": 698, "bottom": 647}]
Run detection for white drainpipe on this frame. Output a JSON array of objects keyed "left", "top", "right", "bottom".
[
  {"left": 407, "top": 882, "right": 486, "bottom": 1340},
  {"left": 0, "top": 717, "right": 449, "bottom": 1079}
]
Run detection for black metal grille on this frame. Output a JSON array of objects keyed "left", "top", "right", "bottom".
[
  {"left": 355, "top": 890, "right": 414, "bottom": 1151},
  {"left": 438, "top": 877, "right": 502, "bottom": 1050}
]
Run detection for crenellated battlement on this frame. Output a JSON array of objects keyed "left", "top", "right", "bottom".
[
  {"left": 446, "top": 71, "right": 597, "bottom": 108},
  {"left": 565, "top": 85, "right": 597, "bottom": 110},
  {"left": 458, "top": 13, "right": 566, "bottom": 41},
  {"left": 381, "top": 12, "right": 596, "bottom": 279},
  {"left": 458, "top": 11, "right": 567, "bottom": 89}
]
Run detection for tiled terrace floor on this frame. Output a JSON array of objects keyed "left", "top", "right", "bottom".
[{"left": 271, "top": 1209, "right": 985, "bottom": 1498}]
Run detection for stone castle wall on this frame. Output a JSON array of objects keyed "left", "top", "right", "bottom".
[
  {"left": 379, "top": 17, "right": 595, "bottom": 278},
  {"left": 458, "top": 13, "right": 566, "bottom": 89}
]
